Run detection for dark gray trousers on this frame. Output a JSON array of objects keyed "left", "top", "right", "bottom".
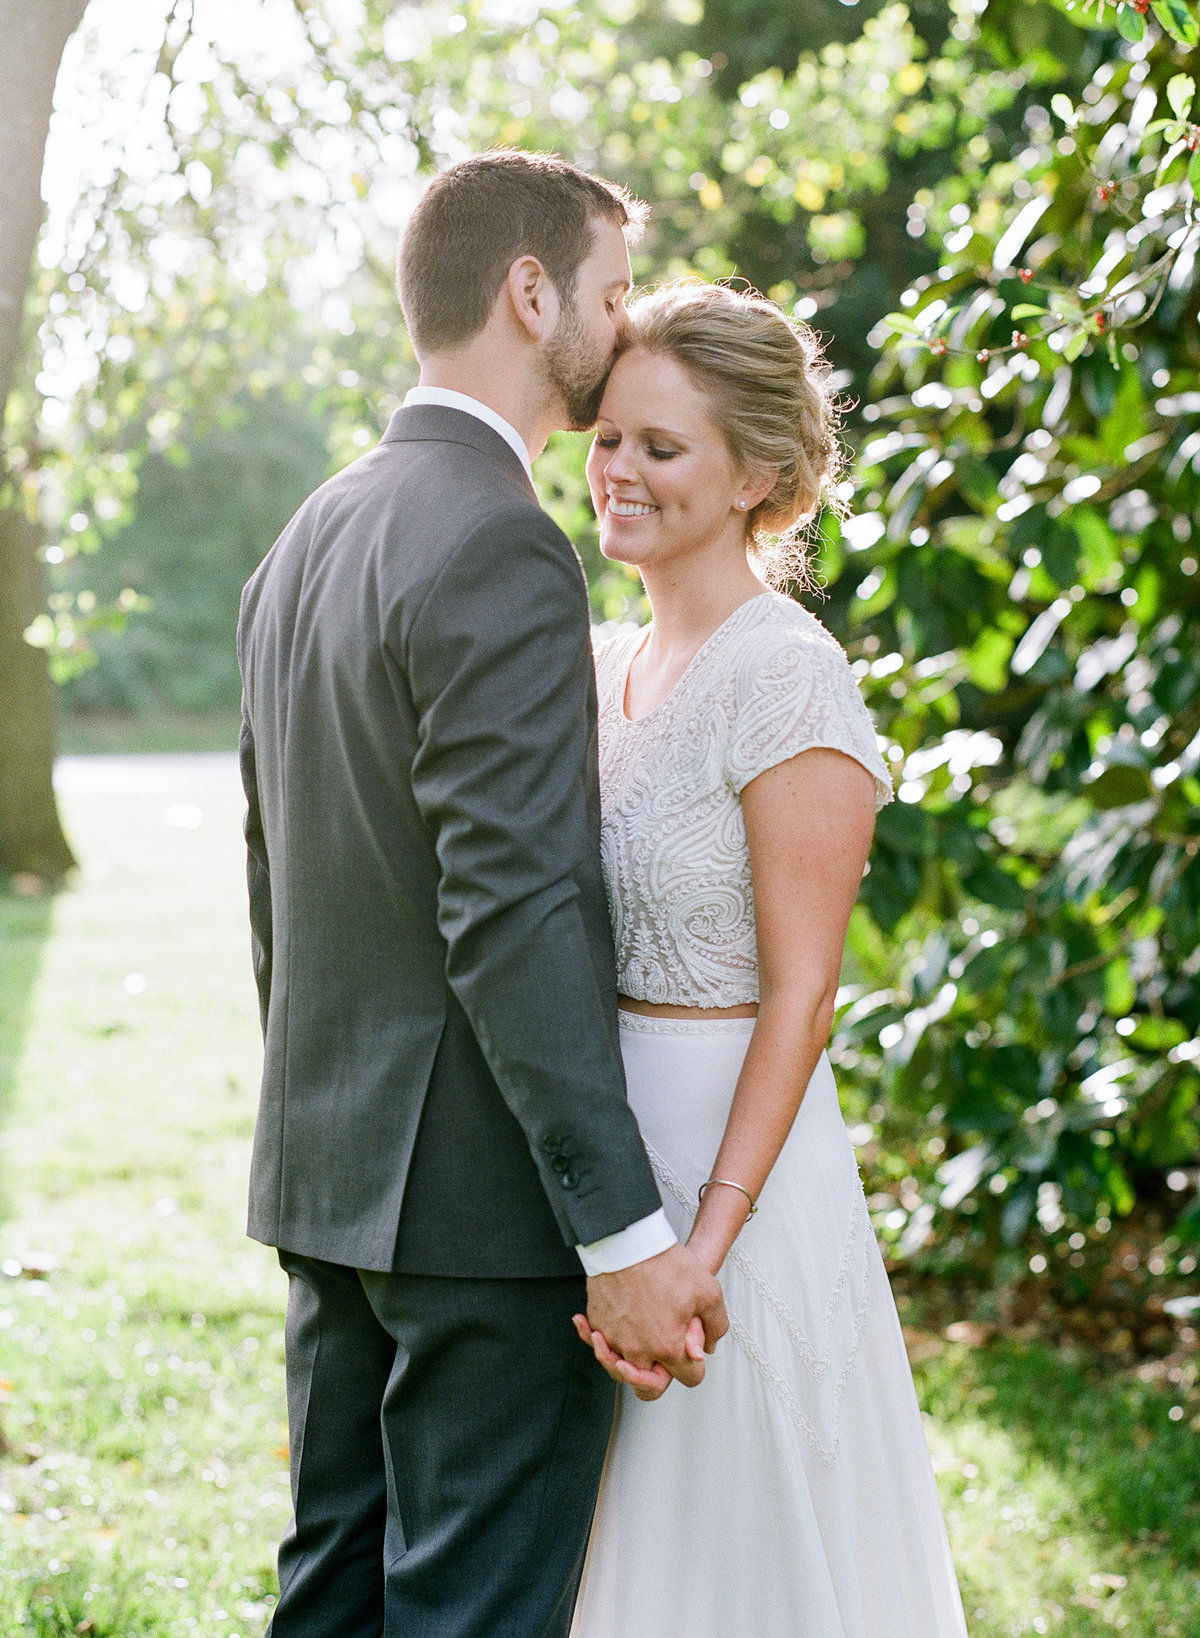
[{"left": 267, "top": 1251, "right": 615, "bottom": 1638}]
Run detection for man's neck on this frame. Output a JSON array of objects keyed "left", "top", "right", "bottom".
[{"left": 417, "top": 350, "right": 557, "bottom": 461}]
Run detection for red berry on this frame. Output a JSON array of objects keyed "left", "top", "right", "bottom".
[
  {"left": 1132, "top": 0, "right": 1149, "bottom": 13},
  {"left": 977, "top": 349, "right": 990, "bottom": 363},
  {"left": 1097, "top": 183, "right": 1115, "bottom": 203},
  {"left": 1187, "top": 132, "right": 1200, "bottom": 153},
  {"left": 1019, "top": 268, "right": 1034, "bottom": 284},
  {"left": 931, "top": 339, "right": 948, "bottom": 356},
  {"left": 1012, "top": 330, "right": 1028, "bottom": 349},
  {"left": 1095, "top": 312, "right": 1107, "bottom": 332}
]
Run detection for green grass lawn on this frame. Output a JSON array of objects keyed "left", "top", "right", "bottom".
[{"left": 1, "top": 754, "right": 1197, "bottom": 1635}]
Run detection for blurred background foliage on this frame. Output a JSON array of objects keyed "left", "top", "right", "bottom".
[
  {"left": 4, "top": 0, "right": 1199, "bottom": 1281},
  {"left": 57, "top": 391, "right": 330, "bottom": 715}
]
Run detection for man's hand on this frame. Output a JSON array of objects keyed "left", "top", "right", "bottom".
[
  {"left": 573, "top": 1314, "right": 707, "bottom": 1401},
  {"left": 575, "top": 1244, "right": 728, "bottom": 1400}
]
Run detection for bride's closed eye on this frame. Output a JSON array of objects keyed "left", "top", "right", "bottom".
[{"left": 594, "top": 434, "right": 679, "bottom": 461}]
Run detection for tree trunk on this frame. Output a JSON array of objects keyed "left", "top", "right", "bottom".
[
  {"left": 0, "top": 0, "right": 91, "bottom": 883},
  {"left": 0, "top": 508, "right": 75, "bottom": 880}
]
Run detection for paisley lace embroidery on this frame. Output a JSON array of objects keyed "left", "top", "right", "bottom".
[
  {"left": 596, "top": 593, "right": 892, "bottom": 1009},
  {"left": 643, "top": 1138, "right": 873, "bottom": 1469}
]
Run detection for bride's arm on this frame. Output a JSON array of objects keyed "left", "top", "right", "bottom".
[{"left": 686, "top": 746, "right": 878, "bottom": 1276}]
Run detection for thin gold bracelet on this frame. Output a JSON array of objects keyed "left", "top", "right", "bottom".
[{"left": 698, "top": 1178, "right": 758, "bottom": 1217}]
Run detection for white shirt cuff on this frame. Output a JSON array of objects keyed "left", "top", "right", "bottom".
[{"left": 576, "top": 1208, "right": 678, "bottom": 1276}]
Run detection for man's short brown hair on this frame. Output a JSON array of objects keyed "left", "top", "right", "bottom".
[{"left": 397, "top": 150, "right": 646, "bottom": 357}]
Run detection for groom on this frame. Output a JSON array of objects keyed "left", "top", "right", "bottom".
[{"left": 238, "top": 150, "right": 728, "bottom": 1637}]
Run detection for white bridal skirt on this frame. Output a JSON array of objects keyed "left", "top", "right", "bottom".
[{"left": 571, "top": 1014, "right": 967, "bottom": 1638}]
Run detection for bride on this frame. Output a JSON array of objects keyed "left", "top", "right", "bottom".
[{"left": 570, "top": 281, "right": 967, "bottom": 1638}]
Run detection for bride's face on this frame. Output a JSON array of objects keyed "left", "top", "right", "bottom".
[{"left": 587, "top": 347, "right": 756, "bottom": 571}]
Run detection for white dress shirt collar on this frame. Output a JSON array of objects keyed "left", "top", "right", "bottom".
[{"left": 402, "top": 386, "right": 533, "bottom": 484}]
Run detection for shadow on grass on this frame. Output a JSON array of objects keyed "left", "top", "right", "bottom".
[
  {"left": 0, "top": 886, "right": 53, "bottom": 1223},
  {"left": 922, "top": 1338, "right": 1200, "bottom": 1562}
]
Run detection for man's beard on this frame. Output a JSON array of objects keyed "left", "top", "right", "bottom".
[{"left": 544, "top": 296, "right": 614, "bottom": 431}]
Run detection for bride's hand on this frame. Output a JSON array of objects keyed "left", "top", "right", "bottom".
[
  {"left": 573, "top": 1313, "right": 669, "bottom": 1399},
  {"left": 572, "top": 1314, "right": 706, "bottom": 1401}
]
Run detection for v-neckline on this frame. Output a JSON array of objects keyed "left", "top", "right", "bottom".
[{"left": 620, "top": 592, "right": 775, "bottom": 725}]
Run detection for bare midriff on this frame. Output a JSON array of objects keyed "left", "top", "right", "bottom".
[{"left": 617, "top": 995, "right": 759, "bottom": 1020}]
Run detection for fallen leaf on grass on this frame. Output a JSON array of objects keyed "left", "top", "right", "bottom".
[
  {"left": 943, "top": 1320, "right": 998, "bottom": 1347},
  {"left": 902, "top": 1327, "right": 945, "bottom": 1363}
]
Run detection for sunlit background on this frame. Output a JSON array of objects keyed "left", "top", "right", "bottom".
[{"left": 1, "top": 0, "right": 1199, "bottom": 1631}]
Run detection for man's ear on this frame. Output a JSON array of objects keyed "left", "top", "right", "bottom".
[{"left": 505, "top": 254, "right": 559, "bottom": 342}]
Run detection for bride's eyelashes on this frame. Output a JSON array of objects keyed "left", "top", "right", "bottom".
[{"left": 594, "top": 433, "right": 680, "bottom": 461}]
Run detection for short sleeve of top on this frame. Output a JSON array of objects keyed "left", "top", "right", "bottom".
[{"left": 724, "top": 603, "right": 893, "bottom": 810}]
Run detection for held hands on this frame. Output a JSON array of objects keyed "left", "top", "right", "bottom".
[
  {"left": 572, "top": 1313, "right": 707, "bottom": 1400},
  {"left": 574, "top": 1243, "right": 728, "bottom": 1402}
]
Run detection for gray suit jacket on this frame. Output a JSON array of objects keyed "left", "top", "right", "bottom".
[{"left": 237, "top": 404, "right": 662, "bottom": 1276}]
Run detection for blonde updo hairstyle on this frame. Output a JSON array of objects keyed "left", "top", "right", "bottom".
[{"left": 621, "top": 280, "right": 843, "bottom": 587}]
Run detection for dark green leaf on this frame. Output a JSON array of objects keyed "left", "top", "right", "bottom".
[
  {"left": 963, "top": 861, "right": 1027, "bottom": 911},
  {"left": 953, "top": 453, "right": 1001, "bottom": 513},
  {"left": 998, "top": 277, "right": 1051, "bottom": 309},
  {"left": 876, "top": 800, "right": 936, "bottom": 857},
  {"left": 1086, "top": 765, "right": 1155, "bottom": 809}
]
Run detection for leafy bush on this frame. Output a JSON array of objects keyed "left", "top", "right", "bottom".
[{"left": 824, "top": 2, "right": 1200, "bottom": 1260}]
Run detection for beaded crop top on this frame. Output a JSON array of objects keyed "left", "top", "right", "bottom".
[{"left": 595, "top": 591, "right": 893, "bottom": 1009}]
